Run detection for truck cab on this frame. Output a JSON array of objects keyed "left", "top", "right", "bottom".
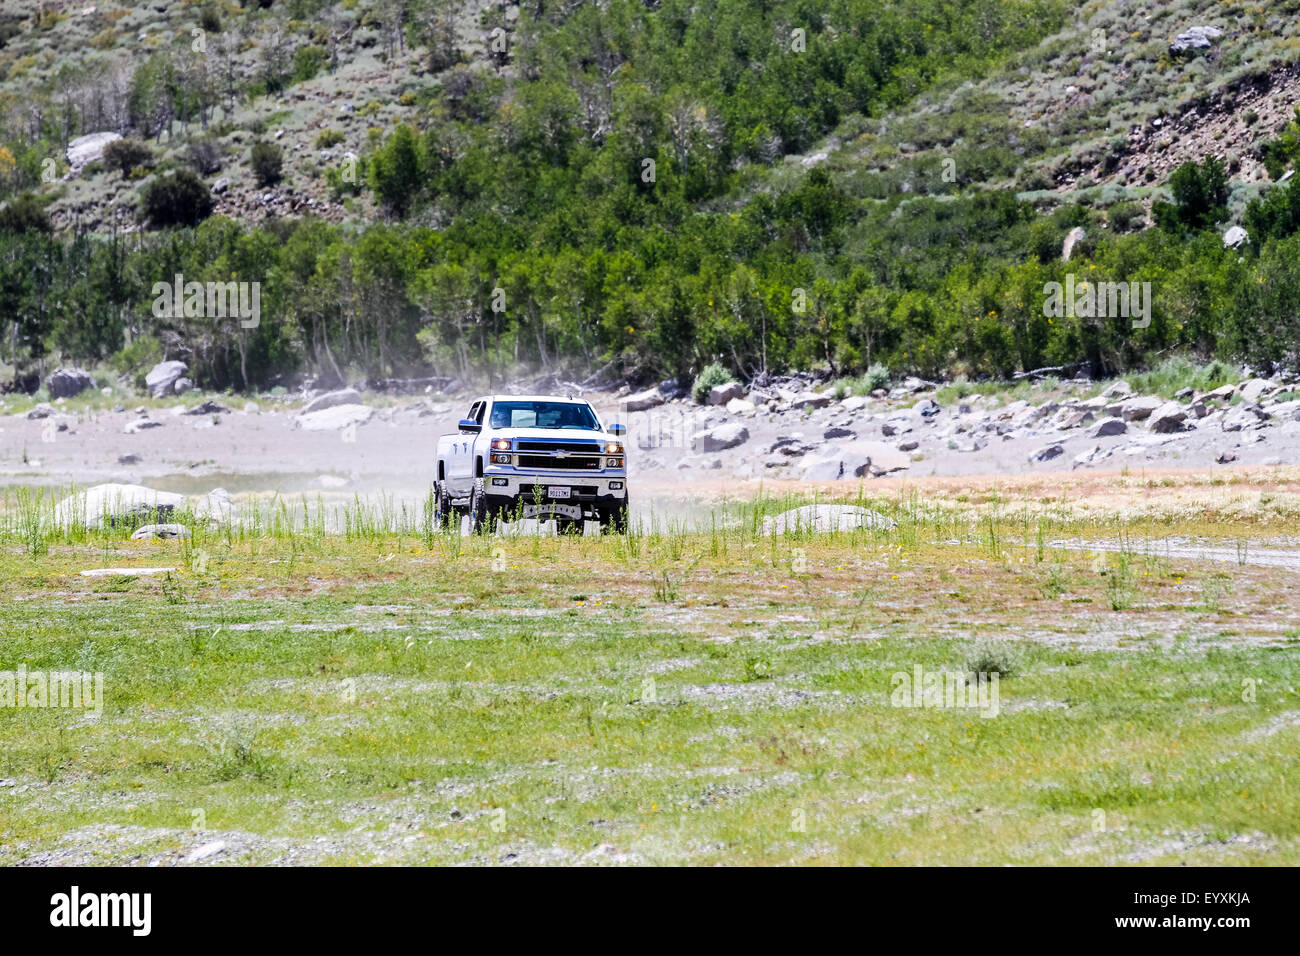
[{"left": 434, "top": 395, "right": 629, "bottom": 534}]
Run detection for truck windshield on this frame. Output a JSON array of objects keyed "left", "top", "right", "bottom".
[{"left": 490, "top": 401, "right": 600, "bottom": 430}]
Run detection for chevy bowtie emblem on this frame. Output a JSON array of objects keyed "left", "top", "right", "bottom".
[{"left": 555, "top": 451, "right": 568, "bottom": 459}]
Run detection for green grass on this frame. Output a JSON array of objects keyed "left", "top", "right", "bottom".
[{"left": 1, "top": 486, "right": 1298, "bottom": 865}]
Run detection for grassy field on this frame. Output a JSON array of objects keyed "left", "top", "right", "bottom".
[{"left": 1, "top": 480, "right": 1298, "bottom": 865}]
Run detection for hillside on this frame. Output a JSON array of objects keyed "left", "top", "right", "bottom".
[{"left": 3, "top": 0, "right": 1300, "bottom": 396}]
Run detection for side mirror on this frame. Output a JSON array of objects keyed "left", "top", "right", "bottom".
[
  {"left": 609, "top": 423, "right": 627, "bottom": 437},
  {"left": 458, "top": 419, "right": 482, "bottom": 433}
]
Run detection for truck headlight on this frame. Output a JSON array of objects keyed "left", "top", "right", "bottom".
[
  {"left": 491, "top": 453, "right": 511, "bottom": 464},
  {"left": 606, "top": 457, "right": 624, "bottom": 469},
  {"left": 604, "top": 442, "right": 624, "bottom": 454},
  {"left": 491, "top": 439, "right": 512, "bottom": 451}
]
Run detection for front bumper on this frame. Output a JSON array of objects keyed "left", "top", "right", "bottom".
[{"left": 483, "top": 472, "right": 627, "bottom": 519}]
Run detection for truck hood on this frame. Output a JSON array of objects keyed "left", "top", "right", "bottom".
[{"left": 496, "top": 427, "right": 614, "bottom": 443}]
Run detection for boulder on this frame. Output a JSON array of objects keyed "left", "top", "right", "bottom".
[
  {"left": 195, "top": 487, "right": 233, "bottom": 524},
  {"left": 53, "top": 483, "right": 186, "bottom": 529},
  {"left": 760, "top": 504, "right": 896, "bottom": 535},
  {"left": 1149, "top": 401, "right": 1189, "bottom": 433},
  {"left": 623, "top": 386, "right": 667, "bottom": 412},
  {"left": 1102, "top": 380, "right": 1133, "bottom": 399},
  {"left": 26, "top": 403, "right": 55, "bottom": 420},
  {"left": 173, "top": 377, "right": 193, "bottom": 395},
  {"left": 1092, "top": 418, "right": 1128, "bottom": 438},
  {"left": 294, "top": 404, "right": 374, "bottom": 431},
  {"left": 1237, "top": 378, "right": 1274, "bottom": 404},
  {"left": 823, "top": 427, "right": 856, "bottom": 440},
  {"left": 1170, "top": 25, "right": 1222, "bottom": 54},
  {"left": 1119, "top": 396, "right": 1164, "bottom": 422},
  {"left": 1203, "top": 384, "right": 1236, "bottom": 402},
  {"left": 301, "top": 388, "right": 361, "bottom": 414},
  {"left": 1072, "top": 445, "right": 1110, "bottom": 469},
  {"left": 1031, "top": 443, "right": 1064, "bottom": 463},
  {"left": 46, "top": 368, "right": 95, "bottom": 399},
  {"left": 707, "top": 382, "right": 744, "bottom": 406},
  {"left": 124, "top": 419, "right": 164, "bottom": 434},
  {"left": 145, "top": 360, "right": 189, "bottom": 398},
  {"left": 66, "top": 131, "right": 121, "bottom": 169},
  {"left": 693, "top": 422, "right": 749, "bottom": 453},
  {"left": 789, "top": 391, "right": 833, "bottom": 410},
  {"left": 1223, "top": 226, "right": 1249, "bottom": 249},
  {"left": 130, "top": 524, "right": 191, "bottom": 540},
  {"left": 1062, "top": 226, "right": 1086, "bottom": 261},
  {"left": 726, "top": 397, "right": 756, "bottom": 415}
]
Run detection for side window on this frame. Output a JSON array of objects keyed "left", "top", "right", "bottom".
[
  {"left": 475, "top": 401, "right": 487, "bottom": 425},
  {"left": 466, "top": 401, "right": 480, "bottom": 423}
]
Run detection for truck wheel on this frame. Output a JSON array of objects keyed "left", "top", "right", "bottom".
[
  {"left": 600, "top": 498, "right": 630, "bottom": 535},
  {"left": 468, "top": 478, "right": 492, "bottom": 534},
  {"left": 432, "top": 481, "right": 453, "bottom": 530}
]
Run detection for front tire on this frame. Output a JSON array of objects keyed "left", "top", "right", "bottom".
[
  {"left": 432, "top": 481, "right": 453, "bottom": 530},
  {"left": 468, "top": 478, "right": 493, "bottom": 535},
  {"left": 600, "top": 497, "right": 630, "bottom": 535}
]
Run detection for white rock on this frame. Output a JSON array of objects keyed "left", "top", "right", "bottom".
[
  {"left": 301, "top": 388, "right": 362, "bottom": 414},
  {"left": 130, "top": 524, "right": 191, "bottom": 540},
  {"left": 693, "top": 423, "right": 749, "bottom": 452},
  {"left": 55, "top": 483, "right": 186, "bottom": 529},
  {"left": 707, "top": 382, "right": 744, "bottom": 406},
  {"left": 66, "top": 131, "right": 121, "bottom": 169},
  {"left": 761, "top": 504, "right": 896, "bottom": 535},
  {"left": 183, "top": 840, "right": 227, "bottom": 863},
  {"left": 294, "top": 404, "right": 374, "bottom": 431},
  {"left": 145, "top": 360, "right": 189, "bottom": 398},
  {"left": 725, "top": 397, "right": 756, "bottom": 415}
]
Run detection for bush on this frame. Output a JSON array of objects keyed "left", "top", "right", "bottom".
[
  {"left": 691, "top": 362, "right": 732, "bottom": 403},
  {"left": 187, "top": 137, "right": 223, "bottom": 175},
  {"left": 102, "top": 139, "right": 153, "bottom": 178},
  {"left": 250, "top": 141, "right": 283, "bottom": 187},
  {"left": 315, "top": 129, "right": 345, "bottom": 149},
  {"left": 865, "top": 363, "right": 890, "bottom": 391},
  {"left": 1107, "top": 201, "right": 1145, "bottom": 233},
  {"left": 293, "top": 45, "right": 327, "bottom": 83},
  {"left": 0, "top": 192, "right": 51, "bottom": 233},
  {"left": 140, "top": 170, "right": 213, "bottom": 228}
]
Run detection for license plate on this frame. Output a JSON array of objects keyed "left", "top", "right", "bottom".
[{"left": 548, "top": 487, "right": 570, "bottom": 499}]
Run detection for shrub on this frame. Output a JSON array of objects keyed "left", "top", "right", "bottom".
[
  {"left": 1107, "top": 201, "right": 1145, "bottom": 233},
  {"left": 293, "top": 45, "right": 327, "bottom": 83},
  {"left": 103, "top": 139, "right": 153, "bottom": 178},
  {"left": 250, "top": 141, "right": 283, "bottom": 186},
  {"left": 965, "top": 641, "right": 1021, "bottom": 679},
  {"left": 0, "top": 192, "right": 51, "bottom": 233},
  {"left": 199, "top": 4, "right": 222, "bottom": 33},
  {"left": 864, "top": 362, "right": 890, "bottom": 391},
  {"left": 187, "top": 137, "right": 223, "bottom": 175},
  {"left": 140, "top": 170, "right": 213, "bottom": 228},
  {"left": 315, "top": 129, "right": 345, "bottom": 149},
  {"left": 691, "top": 362, "right": 732, "bottom": 403}
]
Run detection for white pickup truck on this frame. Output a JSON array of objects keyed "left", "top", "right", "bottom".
[{"left": 433, "top": 394, "right": 629, "bottom": 534}]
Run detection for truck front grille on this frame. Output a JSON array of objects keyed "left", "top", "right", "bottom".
[{"left": 516, "top": 454, "right": 601, "bottom": 471}]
